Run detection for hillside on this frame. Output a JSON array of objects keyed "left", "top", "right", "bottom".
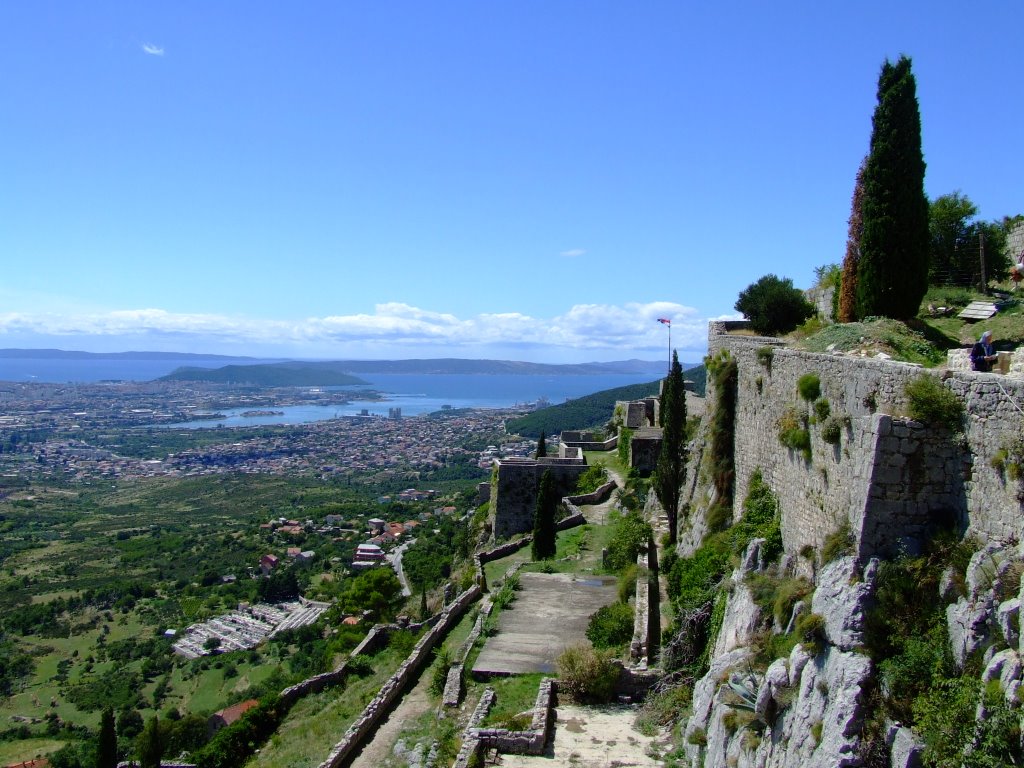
[
  {"left": 505, "top": 379, "right": 662, "bottom": 438},
  {"left": 160, "top": 362, "right": 368, "bottom": 387}
]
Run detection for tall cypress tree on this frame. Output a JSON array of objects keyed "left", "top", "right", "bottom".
[
  {"left": 535, "top": 430, "right": 547, "bottom": 458},
  {"left": 838, "top": 158, "right": 867, "bottom": 323},
  {"left": 856, "top": 56, "right": 929, "bottom": 319},
  {"left": 654, "top": 351, "right": 687, "bottom": 545},
  {"left": 531, "top": 469, "right": 557, "bottom": 560},
  {"left": 96, "top": 707, "right": 118, "bottom": 768}
]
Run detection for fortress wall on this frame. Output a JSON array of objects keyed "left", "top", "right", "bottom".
[
  {"left": 707, "top": 327, "right": 1024, "bottom": 559},
  {"left": 491, "top": 458, "right": 588, "bottom": 539}
]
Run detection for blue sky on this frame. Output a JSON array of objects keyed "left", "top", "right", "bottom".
[{"left": 0, "top": 2, "right": 1020, "bottom": 364}]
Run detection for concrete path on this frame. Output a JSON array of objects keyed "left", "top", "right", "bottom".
[
  {"left": 498, "top": 705, "right": 666, "bottom": 767},
  {"left": 472, "top": 572, "right": 617, "bottom": 676}
]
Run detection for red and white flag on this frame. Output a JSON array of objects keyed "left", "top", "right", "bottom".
[{"left": 657, "top": 318, "right": 671, "bottom": 326}]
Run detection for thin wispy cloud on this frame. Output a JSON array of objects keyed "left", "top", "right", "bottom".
[
  {"left": 141, "top": 43, "right": 165, "bottom": 56},
  {"left": 0, "top": 301, "right": 708, "bottom": 358},
  {"left": 560, "top": 248, "right": 586, "bottom": 258}
]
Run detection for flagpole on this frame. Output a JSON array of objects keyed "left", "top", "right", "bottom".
[{"left": 657, "top": 318, "right": 672, "bottom": 374}]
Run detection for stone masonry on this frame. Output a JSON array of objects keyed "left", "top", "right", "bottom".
[
  {"left": 490, "top": 456, "right": 588, "bottom": 539},
  {"left": 697, "top": 322, "right": 1024, "bottom": 563}
]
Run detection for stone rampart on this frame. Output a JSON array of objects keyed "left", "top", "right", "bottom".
[
  {"left": 491, "top": 457, "right": 588, "bottom": 539},
  {"left": 704, "top": 327, "right": 1024, "bottom": 561},
  {"left": 316, "top": 584, "right": 481, "bottom": 768}
]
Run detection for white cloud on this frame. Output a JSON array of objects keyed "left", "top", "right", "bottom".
[
  {"left": 141, "top": 43, "right": 165, "bottom": 56},
  {"left": 560, "top": 248, "right": 586, "bottom": 258},
  {"left": 0, "top": 301, "right": 710, "bottom": 360}
]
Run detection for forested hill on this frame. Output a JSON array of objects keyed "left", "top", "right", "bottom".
[
  {"left": 506, "top": 380, "right": 661, "bottom": 438},
  {"left": 505, "top": 363, "right": 706, "bottom": 438},
  {"left": 160, "top": 362, "right": 368, "bottom": 386}
]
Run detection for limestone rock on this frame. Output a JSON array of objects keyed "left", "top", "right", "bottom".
[
  {"left": 998, "top": 598, "right": 1020, "bottom": 647},
  {"left": 886, "top": 723, "right": 924, "bottom": 768},
  {"left": 947, "top": 597, "right": 992, "bottom": 668},
  {"left": 810, "top": 556, "right": 877, "bottom": 651},
  {"left": 982, "top": 648, "right": 1023, "bottom": 692}
]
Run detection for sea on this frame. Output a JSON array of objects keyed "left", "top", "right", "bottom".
[{"left": 0, "top": 357, "right": 661, "bottom": 428}]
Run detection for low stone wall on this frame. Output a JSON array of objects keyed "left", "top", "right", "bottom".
[
  {"left": 441, "top": 662, "right": 464, "bottom": 708},
  {"left": 565, "top": 480, "right": 617, "bottom": 507},
  {"left": 316, "top": 585, "right": 482, "bottom": 768},
  {"left": 630, "top": 553, "right": 649, "bottom": 661},
  {"left": 452, "top": 679, "right": 558, "bottom": 768}
]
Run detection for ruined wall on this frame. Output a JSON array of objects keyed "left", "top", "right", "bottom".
[
  {"left": 490, "top": 457, "right": 588, "bottom": 539},
  {"left": 702, "top": 326, "right": 1024, "bottom": 561}
]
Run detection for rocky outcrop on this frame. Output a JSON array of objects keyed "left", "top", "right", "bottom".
[{"left": 681, "top": 557, "right": 878, "bottom": 768}]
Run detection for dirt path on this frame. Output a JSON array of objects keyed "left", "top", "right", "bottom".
[{"left": 348, "top": 670, "right": 433, "bottom": 768}]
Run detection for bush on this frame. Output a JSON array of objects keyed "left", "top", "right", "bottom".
[
  {"left": 556, "top": 644, "right": 619, "bottom": 704},
  {"left": 821, "top": 417, "right": 842, "bottom": 445},
  {"left": 795, "top": 613, "right": 827, "bottom": 656},
  {"left": 821, "top": 521, "right": 854, "bottom": 563},
  {"left": 778, "top": 407, "right": 811, "bottom": 461},
  {"left": 813, "top": 398, "right": 831, "bottom": 421},
  {"left": 797, "top": 373, "right": 821, "bottom": 402},
  {"left": 756, "top": 346, "right": 774, "bottom": 368},
  {"left": 905, "top": 375, "right": 964, "bottom": 430},
  {"left": 586, "top": 602, "right": 635, "bottom": 649},
  {"left": 605, "top": 512, "right": 651, "bottom": 573},
  {"left": 575, "top": 465, "right": 609, "bottom": 495},
  {"left": 618, "top": 564, "right": 638, "bottom": 603},
  {"left": 735, "top": 274, "right": 816, "bottom": 336}
]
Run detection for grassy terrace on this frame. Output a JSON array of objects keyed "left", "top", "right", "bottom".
[{"left": 251, "top": 636, "right": 420, "bottom": 768}]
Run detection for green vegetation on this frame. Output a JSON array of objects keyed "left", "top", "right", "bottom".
[
  {"left": 734, "top": 274, "right": 815, "bottom": 336},
  {"left": 777, "top": 407, "right": 811, "bottom": 462},
  {"left": 654, "top": 351, "right": 687, "bottom": 545},
  {"left": 604, "top": 511, "right": 652, "bottom": 573},
  {"left": 531, "top": 470, "right": 557, "bottom": 561},
  {"left": 856, "top": 56, "right": 929, "bottom": 320},
  {"left": 585, "top": 602, "right": 634, "bottom": 649},
  {"left": 797, "top": 373, "right": 820, "bottom": 402},
  {"left": 160, "top": 361, "right": 369, "bottom": 386},
  {"left": 574, "top": 464, "right": 609, "bottom": 495},
  {"left": 794, "top": 318, "right": 947, "bottom": 366},
  {"left": 905, "top": 374, "right": 964, "bottom": 431},
  {"left": 505, "top": 380, "right": 662, "bottom": 438},
  {"left": 555, "top": 644, "right": 619, "bottom": 704},
  {"left": 705, "top": 350, "right": 738, "bottom": 524},
  {"left": 929, "top": 191, "right": 1011, "bottom": 287}
]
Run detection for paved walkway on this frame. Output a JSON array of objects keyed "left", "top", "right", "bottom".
[
  {"left": 498, "top": 705, "right": 666, "bottom": 767},
  {"left": 472, "top": 572, "right": 618, "bottom": 676}
]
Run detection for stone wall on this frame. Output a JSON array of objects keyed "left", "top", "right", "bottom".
[
  {"left": 452, "top": 679, "right": 558, "bottom": 768},
  {"left": 629, "top": 427, "right": 662, "bottom": 474},
  {"left": 1009, "top": 221, "right": 1024, "bottom": 262},
  {"left": 490, "top": 457, "right": 588, "bottom": 539},
  {"left": 316, "top": 584, "right": 482, "bottom": 768},
  {"left": 701, "top": 326, "right": 1024, "bottom": 562}
]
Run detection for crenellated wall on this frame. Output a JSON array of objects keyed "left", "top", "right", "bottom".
[{"left": 698, "top": 324, "right": 1024, "bottom": 562}]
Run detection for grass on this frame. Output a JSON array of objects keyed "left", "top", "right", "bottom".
[
  {"left": 250, "top": 642, "right": 414, "bottom": 768},
  {"left": 480, "top": 672, "right": 546, "bottom": 727},
  {"left": 0, "top": 738, "right": 68, "bottom": 765}
]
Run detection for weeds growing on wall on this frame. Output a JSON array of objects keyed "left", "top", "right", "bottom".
[
  {"left": 778, "top": 406, "right": 812, "bottom": 462},
  {"left": 705, "top": 349, "right": 738, "bottom": 514},
  {"left": 756, "top": 346, "right": 774, "bottom": 369},
  {"left": 797, "top": 373, "right": 821, "bottom": 402},
  {"left": 905, "top": 374, "right": 964, "bottom": 431},
  {"left": 821, "top": 520, "right": 854, "bottom": 563},
  {"left": 665, "top": 468, "right": 782, "bottom": 675}
]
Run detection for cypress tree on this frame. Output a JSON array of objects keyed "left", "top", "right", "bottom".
[
  {"left": 96, "top": 708, "right": 118, "bottom": 768},
  {"left": 536, "top": 430, "right": 547, "bottom": 458},
  {"left": 654, "top": 351, "right": 687, "bottom": 545},
  {"left": 856, "top": 56, "right": 929, "bottom": 319},
  {"left": 137, "top": 715, "right": 163, "bottom": 768},
  {"left": 531, "top": 469, "right": 557, "bottom": 560},
  {"left": 838, "top": 158, "right": 866, "bottom": 323}
]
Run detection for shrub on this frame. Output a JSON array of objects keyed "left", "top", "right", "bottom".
[
  {"left": 821, "top": 417, "right": 842, "bottom": 445},
  {"left": 586, "top": 602, "right": 635, "bottom": 649},
  {"left": 797, "top": 373, "right": 821, "bottom": 402},
  {"left": 795, "top": 612, "right": 827, "bottom": 656},
  {"left": 575, "top": 465, "right": 609, "bottom": 495},
  {"left": 429, "top": 647, "right": 452, "bottom": 696},
  {"left": 735, "top": 274, "right": 815, "bottom": 336},
  {"left": 605, "top": 512, "right": 651, "bottom": 573},
  {"left": 556, "top": 644, "right": 619, "bottom": 704},
  {"left": 905, "top": 375, "right": 964, "bottom": 430},
  {"left": 756, "top": 346, "right": 774, "bottom": 368},
  {"left": 778, "top": 407, "right": 811, "bottom": 462},
  {"left": 821, "top": 521, "right": 854, "bottom": 563},
  {"left": 813, "top": 398, "right": 831, "bottom": 421},
  {"left": 618, "top": 564, "right": 638, "bottom": 604}
]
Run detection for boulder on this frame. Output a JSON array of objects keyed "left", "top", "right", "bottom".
[{"left": 810, "top": 556, "right": 877, "bottom": 651}]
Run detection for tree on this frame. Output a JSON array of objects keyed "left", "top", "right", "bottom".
[
  {"left": 838, "top": 158, "right": 867, "bottom": 322},
  {"left": 734, "top": 274, "right": 814, "bottom": 336},
  {"left": 96, "top": 708, "right": 117, "bottom": 768},
  {"left": 929, "top": 191, "right": 1011, "bottom": 287},
  {"left": 531, "top": 469, "right": 557, "bottom": 560},
  {"left": 653, "top": 351, "right": 686, "bottom": 545},
  {"left": 136, "top": 715, "right": 164, "bottom": 768},
  {"left": 535, "top": 430, "right": 547, "bottom": 458},
  {"left": 856, "top": 56, "right": 929, "bottom": 319}
]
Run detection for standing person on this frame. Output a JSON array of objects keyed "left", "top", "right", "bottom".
[{"left": 971, "top": 331, "right": 997, "bottom": 372}]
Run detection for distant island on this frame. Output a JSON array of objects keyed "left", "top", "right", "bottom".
[{"left": 160, "top": 363, "right": 369, "bottom": 387}]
